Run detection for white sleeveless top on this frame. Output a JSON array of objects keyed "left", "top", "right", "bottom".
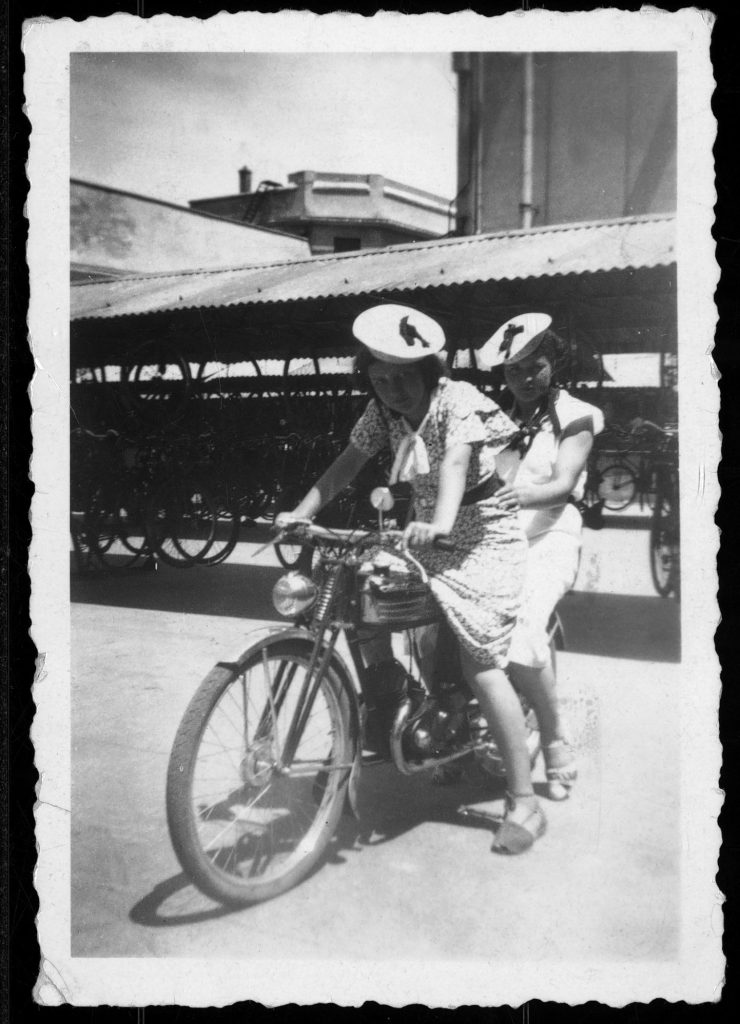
[{"left": 495, "top": 389, "right": 604, "bottom": 540}]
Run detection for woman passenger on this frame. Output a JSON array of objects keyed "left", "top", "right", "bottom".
[{"left": 479, "top": 313, "right": 604, "bottom": 800}]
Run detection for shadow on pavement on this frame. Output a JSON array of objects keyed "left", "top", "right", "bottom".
[
  {"left": 130, "top": 872, "right": 237, "bottom": 927},
  {"left": 71, "top": 558, "right": 284, "bottom": 622},
  {"left": 71, "top": 558, "right": 680, "bottom": 664},
  {"left": 129, "top": 764, "right": 507, "bottom": 927},
  {"left": 558, "top": 591, "right": 680, "bottom": 663}
]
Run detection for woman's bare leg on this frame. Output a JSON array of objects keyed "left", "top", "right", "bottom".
[
  {"left": 458, "top": 648, "right": 534, "bottom": 798},
  {"left": 507, "top": 660, "right": 563, "bottom": 747},
  {"left": 458, "top": 648, "right": 546, "bottom": 850},
  {"left": 508, "top": 660, "right": 575, "bottom": 799}
]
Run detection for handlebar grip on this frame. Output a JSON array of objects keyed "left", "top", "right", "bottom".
[{"left": 433, "top": 535, "right": 456, "bottom": 552}]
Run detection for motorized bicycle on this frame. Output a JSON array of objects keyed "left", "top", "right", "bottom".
[{"left": 166, "top": 488, "right": 562, "bottom": 906}]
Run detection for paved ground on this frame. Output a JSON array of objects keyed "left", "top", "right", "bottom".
[{"left": 70, "top": 523, "right": 681, "bottom": 962}]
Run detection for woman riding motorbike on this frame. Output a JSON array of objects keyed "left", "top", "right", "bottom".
[
  {"left": 478, "top": 313, "right": 604, "bottom": 800},
  {"left": 276, "top": 303, "right": 547, "bottom": 854}
]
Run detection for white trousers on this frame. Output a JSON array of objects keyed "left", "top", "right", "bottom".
[{"left": 507, "top": 530, "right": 581, "bottom": 669}]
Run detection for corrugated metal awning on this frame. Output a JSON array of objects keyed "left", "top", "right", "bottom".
[{"left": 71, "top": 214, "right": 675, "bottom": 323}]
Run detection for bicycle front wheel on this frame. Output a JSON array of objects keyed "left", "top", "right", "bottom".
[{"left": 166, "top": 639, "right": 352, "bottom": 905}]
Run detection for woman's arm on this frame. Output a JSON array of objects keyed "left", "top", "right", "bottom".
[
  {"left": 404, "top": 442, "right": 471, "bottom": 546},
  {"left": 281, "top": 442, "right": 371, "bottom": 522},
  {"left": 495, "top": 429, "right": 594, "bottom": 511}
]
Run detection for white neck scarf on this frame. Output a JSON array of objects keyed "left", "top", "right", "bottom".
[{"left": 388, "top": 411, "right": 431, "bottom": 484}]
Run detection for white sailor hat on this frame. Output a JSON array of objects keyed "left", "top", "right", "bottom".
[
  {"left": 477, "top": 313, "right": 553, "bottom": 370},
  {"left": 352, "top": 304, "right": 445, "bottom": 364}
]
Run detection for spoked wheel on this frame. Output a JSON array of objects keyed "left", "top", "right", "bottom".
[
  {"left": 195, "top": 481, "right": 241, "bottom": 566},
  {"left": 166, "top": 639, "right": 352, "bottom": 905},
  {"left": 650, "top": 494, "right": 680, "bottom": 598},
  {"left": 146, "top": 478, "right": 217, "bottom": 567},
  {"left": 120, "top": 340, "right": 192, "bottom": 426},
  {"left": 198, "top": 500, "right": 240, "bottom": 566},
  {"left": 597, "top": 462, "right": 637, "bottom": 511},
  {"left": 85, "top": 487, "right": 146, "bottom": 569},
  {"left": 116, "top": 496, "right": 152, "bottom": 560}
]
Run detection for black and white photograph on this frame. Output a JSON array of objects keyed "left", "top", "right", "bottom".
[{"left": 25, "top": 9, "right": 720, "bottom": 1008}]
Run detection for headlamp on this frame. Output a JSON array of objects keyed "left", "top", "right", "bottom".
[{"left": 272, "top": 572, "right": 318, "bottom": 617}]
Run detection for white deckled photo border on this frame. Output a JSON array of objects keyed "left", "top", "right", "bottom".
[{"left": 24, "top": 8, "right": 721, "bottom": 1008}]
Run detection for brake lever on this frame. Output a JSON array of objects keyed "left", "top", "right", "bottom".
[
  {"left": 253, "top": 531, "right": 286, "bottom": 558},
  {"left": 253, "top": 519, "right": 311, "bottom": 559}
]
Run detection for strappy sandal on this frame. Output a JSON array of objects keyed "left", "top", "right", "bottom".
[
  {"left": 490, "top": 793, "right": 547, "bottom": 855},
  {"left": 543, "top": 740, "right": 577, "bottom": 801}
]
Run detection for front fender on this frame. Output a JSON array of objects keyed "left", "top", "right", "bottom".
[{"left": 217, "top": 624, "right": 363, "bottom": 818}]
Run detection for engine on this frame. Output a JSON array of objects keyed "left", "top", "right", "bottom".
[{"left": 401, "top": 697, "right": 468, "bottom": 760}]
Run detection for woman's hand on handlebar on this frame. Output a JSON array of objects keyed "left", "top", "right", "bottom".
[{"left": 402, "top": 520, "right": 450, "bottom": 548}]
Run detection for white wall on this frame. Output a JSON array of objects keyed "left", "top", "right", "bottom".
[{"left": 71, "top": 180, "right": 309, "bottom": 275}]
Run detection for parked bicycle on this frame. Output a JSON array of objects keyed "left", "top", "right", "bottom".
[
  {"left": 70, "top": 427, "right": 155, "bottom": 571},
  {"left": 648, "top": 432, "right": 680, "bottom": 598},
  {"left": 589, "top": 422, "right": 678, "bottom": 513},
  {"left": 72, "top": 339, "right": 193, "bottom": 433},
  {"left": 70, "top": 426, "right": 222, "bottom": 571}
]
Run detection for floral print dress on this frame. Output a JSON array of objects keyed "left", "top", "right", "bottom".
[{"left": 350, "top": 378, "right": 527, "bottom": 668}]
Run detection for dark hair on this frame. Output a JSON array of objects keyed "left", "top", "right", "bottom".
[
  {"left": 353, "top": 348, "right": 448, "bottom": 410},
  {"left": 488, "top": 328, "right": 567, "bottom": 390},
  {"left": 536, "top": 330, "right": 564, "bottom": 372}
]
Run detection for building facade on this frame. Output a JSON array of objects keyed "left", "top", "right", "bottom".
[
  {"left": 71, "top": 179, "right": 310, "bottom": 281},
  {"left": 189, "top": 169, "right": 455, "bottom": 255},
  {"left": 453, "top": 51, "right": 677, "bottom": 401},
  {"left": 454, "top": 52, "right": 676, "bottom": 235}
]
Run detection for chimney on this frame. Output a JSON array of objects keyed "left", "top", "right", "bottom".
[{"left": 238, "top": 166, "right": 252, "bottom": 193}]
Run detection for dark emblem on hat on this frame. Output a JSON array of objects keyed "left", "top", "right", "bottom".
[
  {"left": 399, "top": 315, "right": 430, "bottom": 349},
  {"left": 499, "top": 322, "right": 524, "bottom": 359}
]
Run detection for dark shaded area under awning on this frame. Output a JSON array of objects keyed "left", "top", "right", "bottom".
[{"left": 71, "top": 266, "right": 676, "bottom": 371}]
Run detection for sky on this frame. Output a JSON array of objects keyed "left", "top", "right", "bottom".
[{"left": 70, "top": 53, "right": 458, "bottom": 206}]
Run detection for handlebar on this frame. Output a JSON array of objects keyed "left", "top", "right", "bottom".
[{"left": 273, "top": 520, "right": 456, "bottom": 553}]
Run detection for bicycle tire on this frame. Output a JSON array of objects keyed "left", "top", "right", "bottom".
[
  {"left": 199, "top": 493, "right": 240, "bottom": 566},
  {"left": 273, "top": 486, "right": 312, "bottom": 570},
  {"left": 85, "top": 486, "right": 144, "bottom": 569},
  {"left": 166, "top": 638, "right": 352, "bottom": 905},
  {"left": 116, "top": 492, "right": 152, "bottom": 558},
  {"left": 146, "top": 478, "right": 217, "bottom": 567},
  {"left": 650, "top": 489, "right": 680, "bottom": 598},
  {"left": 597, "top": 462, "right": 637, "bottom": 511},
  {"left": 120, "top": 340, "right": 192, "bottom": 426}
]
